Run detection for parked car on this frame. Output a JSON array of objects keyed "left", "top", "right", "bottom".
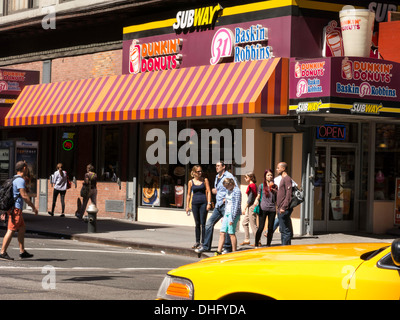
[{"left": 157, "top": 239, "right": 400, "bottom": 300}]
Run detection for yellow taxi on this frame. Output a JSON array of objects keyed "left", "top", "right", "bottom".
[{"left": 157, "top": 239, "right": 400, "bottom": 300}]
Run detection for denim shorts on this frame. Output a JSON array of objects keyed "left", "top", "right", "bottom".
[{"left": 221, "top": 213, "right": 240, "bottom": 235}]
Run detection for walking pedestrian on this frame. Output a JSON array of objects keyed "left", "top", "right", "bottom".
[
  {"left": 254, "top": 169, "right": 277, "bottom": 247},
  {"left": 48, "top": 163, "right": 68, "bottom": 217},
  {"left": 76, "top": 164, "right": 97, "bottom": 220},
  {"left": 240, "top": 172, "right": 257, "bottom": 246},
  {"left": 186, "top": 165, "right": 212, "bottom": 249},
  {"left": 0, "top": 161, "right": 38, "bottom": 260},
  {"left": 276, "top": 162, "right": 293, "bottom": 245},
  {"left": 215, "top": 178, "right": 241, "bottom": 255},
  {"left": 195, "top": 161, "right": 236, "bottom": 254}
]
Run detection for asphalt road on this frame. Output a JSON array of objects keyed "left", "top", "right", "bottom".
[{"left": 0, "top": 234, "right": 198, "bottom": 300}]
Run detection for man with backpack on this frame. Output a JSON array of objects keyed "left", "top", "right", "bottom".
[{"left": 0, "top": 161, "right": 38, "bottom": 260}]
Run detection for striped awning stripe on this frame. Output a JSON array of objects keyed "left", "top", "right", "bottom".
[{"left": 5, "top": 58, "right": 288, "bottom": 127}]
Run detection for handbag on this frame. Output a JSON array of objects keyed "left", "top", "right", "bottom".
[
  {"left": 66, "top": 173, "right": 72, "bottom": 189},
  {"left": 253, "top": 183, "right": 263, "bottom": 214},
  {"left": 80, "top": 173, "right": 94, "bottom": 198},
  {"left": 80, "top": 183, "right": 90, "bottom": 198},
  {"left": 290, "top": 185, "right": 304, "bottom": 209}
]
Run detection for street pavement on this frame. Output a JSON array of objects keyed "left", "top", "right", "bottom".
[{"left": 1, "top": 211, "right": 399, "bottom": 258}]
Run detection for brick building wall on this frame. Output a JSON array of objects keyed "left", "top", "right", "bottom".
[
  {"left": 45, "top": 180, "right": 127, "bottom": 219},
  {"left": 4, "top": 49, "right": 123, "bottom": 82},
  {"left": 51, "top": 49, "right": 123, "bottom": 82}
]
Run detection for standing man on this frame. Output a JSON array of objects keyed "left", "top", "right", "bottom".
[
  {"left": 276, "top": 162, "right": 293, "bottom": 245},
  {"left": 0, "top": 161, "right": 38, "bottom": 260},
  {"left": 195, "top": 161, "right": 236, "bottom": 254}
]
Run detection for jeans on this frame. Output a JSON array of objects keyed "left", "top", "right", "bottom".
[
  {"left": 191, "top": 203, "right": 207, "bottom": 245},
  {"left": 202, "top": 205, "right": 232, "bottom": 251},
  {"left": 278, "top": 208, "right": 293, "bottom": 245}
]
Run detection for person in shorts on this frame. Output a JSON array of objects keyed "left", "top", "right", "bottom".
[
  {"left": 0, "top": 161, "right": 38, "bottom": 260},
  {"left": 215, "top": 178, "right": 241, "bottom": 256}
]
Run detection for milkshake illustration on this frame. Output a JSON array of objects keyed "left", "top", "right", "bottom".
[
  {"left": 129, "top": 40, "right": 141, "bottom": 74},
  {"left": 294, "top": 62, "right": 301, "bottom": 78},
  {"left": 326, "top": 29, "right": 344, "bottom": 56},
  {"left": 342, "top": 57, "right": 352, "bottom": 80}
]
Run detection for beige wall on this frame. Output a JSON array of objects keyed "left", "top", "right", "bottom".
[
  {"left": 373, "top": 201, "right": 395, "bottom": 234},
  {"left": 274, "top": 132, "right": 303, "bottom": 235}
]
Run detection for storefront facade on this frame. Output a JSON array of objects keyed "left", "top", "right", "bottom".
[
  {"left": 3, "top": 0, "right": 400, "bottom": 235},
  {"left": 289, "top": 56, "right": 400, "bottom": 234}
]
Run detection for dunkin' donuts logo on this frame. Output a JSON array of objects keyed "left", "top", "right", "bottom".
[
  {"left": 341, "top": 18, "right": 362, "bottom": 31},
  {"left": 337, "top": 58, "right": 397, "bottom": 98},
  {"left": 129, "top": 39, "right": 182, "bottom": 74},
  {"left": 294, "top": 61, "right": 325, "bottom": 78},
  {"left": 341, "top": 57, "right": 393, "bottom": 83}
]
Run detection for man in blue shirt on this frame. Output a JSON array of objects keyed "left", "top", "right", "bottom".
[
  {"left": 0, "top": 161, "right": 38, "bottom": 260},
  {"left": 195, "top": 161, "right": 237, "bottom": 254}
]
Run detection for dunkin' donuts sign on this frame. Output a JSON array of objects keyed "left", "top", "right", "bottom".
[
  {"left": 129, "top": 39, "right": 182, "bottom": 74},
  {"left": 337, "top": 57, "right": 396, "bottom": 99}
]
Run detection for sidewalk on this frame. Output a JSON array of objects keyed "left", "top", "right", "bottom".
[{"left": 1, "top": 211, "right": 399, "bottom": 258}]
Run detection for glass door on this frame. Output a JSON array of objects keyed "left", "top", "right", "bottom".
[{"left": 314, "top": 145, "right": 358, "bottom": 232}]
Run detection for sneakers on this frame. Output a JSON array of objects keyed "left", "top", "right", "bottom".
[
  {"left": 0, "top": 251, "right": 34, "bottom": 260},
  {"left": 195, "top": 246, "right": 207, "bottom": 253},
  {"left": 19, "top": 250, "right": 34, "bottom": 259},
  {"left": 214, "top": 251, "right": 222, "bottom": 256},
  {"left": 0, "top": 252, "right": 14, "bottom": 260}
]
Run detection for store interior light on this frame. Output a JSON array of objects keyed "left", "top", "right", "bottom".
[{"left": 378, "top": 143, "right": 388, "bottom": 148}]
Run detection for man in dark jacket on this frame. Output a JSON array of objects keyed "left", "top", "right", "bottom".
[{"left": 276, "top": 162, "right": 293, "bottom": 245}]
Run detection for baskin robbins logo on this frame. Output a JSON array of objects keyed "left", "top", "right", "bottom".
[
  {"left": 294, "top": 61, "right": 325, "bottom": 97},
  {"left": 210, "top": 25, "right": 272, "bottom": 65},
  {"left": 129, "top": 39, "right": 182, "bottom": 74},
  {"left": 337, "top": 57, "right": 396, "bottom": 98}
]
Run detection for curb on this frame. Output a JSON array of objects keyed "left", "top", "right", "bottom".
[
  {"left": 69, "top": 233, "right": 206, "bottom": 258},
  {"left": 0, "top": 225, "right": 206, "bottom": 259}
]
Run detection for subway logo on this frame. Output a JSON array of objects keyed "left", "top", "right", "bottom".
[{"left": 173, "top": 4, "right": 222, "bottom": 31}]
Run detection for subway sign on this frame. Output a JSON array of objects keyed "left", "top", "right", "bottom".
[{"left": 317, "top": 124, "right": 346, "bottom": 141}]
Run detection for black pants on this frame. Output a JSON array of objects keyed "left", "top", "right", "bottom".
[
  {"left": 255, "top": 209, "right": 276, "bottom": 246},
  {"left": 51, "top": 189, "right": 66, "bottom": 214},
  {"left": 191, "top": 202, "right": 207, "bottom": 245}
]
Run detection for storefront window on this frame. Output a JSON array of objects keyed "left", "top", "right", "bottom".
[
  {"left": 374, "top": 124, "right": 400, "bottom": 200},
  {"left": 100, "top": 126, "right": 121, "bottom": 182},
  {"left": 140, "top": 119, "right": 239, "bottom": 209},
  {"left": 6, "top": 0, "right": 37, "bottom": 14},
  {"left": 58, "top": 127, "right": 78, "bottom": 179}
]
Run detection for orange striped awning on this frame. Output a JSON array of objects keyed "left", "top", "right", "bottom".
[{"left": 5, "top": 58, "right": 288, "bottom": 127}]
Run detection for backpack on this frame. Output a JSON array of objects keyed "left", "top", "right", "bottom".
[{"left": 0, "top": 176, "right": 23, "bottom": 212}]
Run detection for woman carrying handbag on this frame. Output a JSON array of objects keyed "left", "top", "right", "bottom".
[{"left": 76, "top": 164, "right": 97, "bottom": 220}]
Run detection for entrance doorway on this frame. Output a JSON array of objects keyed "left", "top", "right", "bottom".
[{"left": 313, "top": 144, "right": 358, "bottom": 232}]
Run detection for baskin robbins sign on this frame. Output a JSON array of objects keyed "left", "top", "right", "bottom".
[
  {"left": 289, "top": 56, "right": 400, "bottom": 117},
  {"left": 210, "top": 25, "right": 272, "bottom": 65}
]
